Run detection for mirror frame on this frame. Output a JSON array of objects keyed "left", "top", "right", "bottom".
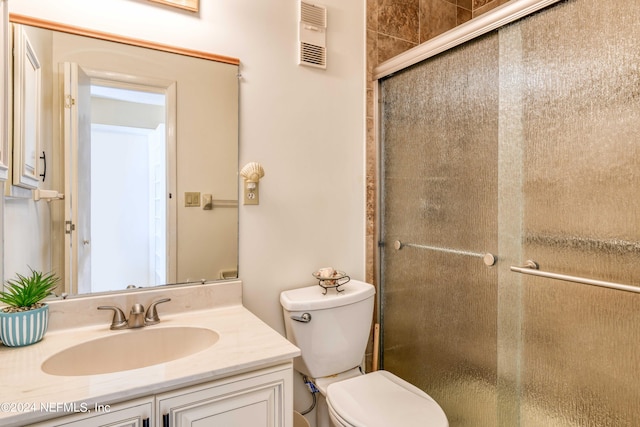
[{"left": 9, "top": 14, "right": 239, "bottom": 66}]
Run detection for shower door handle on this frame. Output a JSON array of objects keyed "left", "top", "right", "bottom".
[{"left": 291, "top": 313, "right": 312, "bottom": 323}]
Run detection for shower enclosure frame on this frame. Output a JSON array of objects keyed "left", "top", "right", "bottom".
[{"left": 373, "top": 0, "right": 640, "bottom": 425}]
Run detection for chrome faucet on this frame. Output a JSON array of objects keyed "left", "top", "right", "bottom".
[
  {"left": 98, "top": 298, "right": 171, "bottom": 330},
  {"left": 128, "top": 303, "right": 146, "bottom": 328}
]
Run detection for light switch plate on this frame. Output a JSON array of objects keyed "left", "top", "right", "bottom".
[{"left": 185, "top": 192, "right": 201, "bottom": 207}]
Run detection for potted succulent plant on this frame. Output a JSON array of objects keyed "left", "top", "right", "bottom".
[{"left": 0, "top": 268, "right": 60, "bottom": 347}]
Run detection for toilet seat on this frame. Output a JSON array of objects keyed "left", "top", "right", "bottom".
[{"left": 326, "top": 370, "right": 448, "bottom": 427}]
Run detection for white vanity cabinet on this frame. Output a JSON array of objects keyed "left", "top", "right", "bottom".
[
  {"left": 0, "top": 289, "right": 301, "bottom": 427},
  {"left": 30, "top": 364, "right": 293, "bottom": 427},
  {"left": 157, "top": 364, "right": 293, "bottom": 427}
]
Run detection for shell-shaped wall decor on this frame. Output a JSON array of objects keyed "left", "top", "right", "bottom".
[{"left": 240, "top": 162, "right": 265, "bottom": 183}]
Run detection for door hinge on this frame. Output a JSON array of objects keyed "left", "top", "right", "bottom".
[
  {"left": 65, "top": 221, "right": 75, "bottom": 234},
  {"left": 64, "top": 95, "right": 75, "bottom": 109}
]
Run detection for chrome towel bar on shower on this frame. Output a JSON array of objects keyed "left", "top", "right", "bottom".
[
  {"left": 510, "top": 260, "right": 640, "bottom": 294},
  {"left": 393, "top": 240, "right": 496, "bottom": 266}
]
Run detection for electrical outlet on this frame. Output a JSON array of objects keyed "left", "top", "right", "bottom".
[{"left": 243, "top": 182, "right": 259, "bottom": 205}]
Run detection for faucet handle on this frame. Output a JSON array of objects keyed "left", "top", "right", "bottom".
[
  {"left": 97, "top": 306, "right": 128, "bottom": 330},
  {"left": 144, "top": 298, "right": 171, "bottom": 325}
]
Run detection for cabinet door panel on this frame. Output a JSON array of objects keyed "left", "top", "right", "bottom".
[
  {"left": 179, "top": 387, "right": 274, "bottom": 427},
  {"left": 158, "top": 365, "right": 292, "bottom": 427}
]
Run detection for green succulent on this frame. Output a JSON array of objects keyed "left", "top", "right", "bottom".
[{"left": 0, "top": 268, "right": 60, "bottom": 311}]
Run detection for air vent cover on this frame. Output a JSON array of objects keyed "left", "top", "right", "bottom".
[{"left": 299, "top": 2, "right": 327, "bottom": 69}]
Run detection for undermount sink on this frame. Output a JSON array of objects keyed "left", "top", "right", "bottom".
[{"left": 41, "top": 326, "right": 220, "bottom": 376}]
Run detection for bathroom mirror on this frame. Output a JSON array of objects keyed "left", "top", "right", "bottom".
[{"left": 5, "top": 14, "right": 240, "bottom": 296}]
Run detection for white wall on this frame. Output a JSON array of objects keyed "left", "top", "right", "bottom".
[{"left": 8, "top": 0, "right": 366, "bottom": 333}]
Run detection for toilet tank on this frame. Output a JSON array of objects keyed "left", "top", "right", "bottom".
[{"left": 280, "top": 280, "right": 375, "bottom": 378}]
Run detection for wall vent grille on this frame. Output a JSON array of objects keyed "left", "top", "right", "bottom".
[
  {"left": 300, "top": 42, "right": 326, "bottom": 67},
  {"left": 301, "top": 2, "right": 326, "bottom": 27},
  {"left": 299, "top": 2, "right": 327, "bottom": 69}
]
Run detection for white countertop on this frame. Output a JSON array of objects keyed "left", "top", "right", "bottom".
[{"left": 0, "top": 282, "right": 300, "bottom": 426}]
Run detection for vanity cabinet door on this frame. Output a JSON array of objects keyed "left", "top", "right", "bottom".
[
  {"left": 157, "top": 364, "right": 293, "bottom": 427},
  {"left": 30, "top": 397, "right": 153, "bottom": 427}
]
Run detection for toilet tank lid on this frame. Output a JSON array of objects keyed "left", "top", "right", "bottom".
[{"left": 280, "top": 280, "right": 375, "bottom": 311}]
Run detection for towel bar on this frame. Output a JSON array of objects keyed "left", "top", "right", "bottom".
[{"left": 510, "top": 260, "right": 640, "bottom": 294}]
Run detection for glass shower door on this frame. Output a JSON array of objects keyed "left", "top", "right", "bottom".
[{"left": 379, "top": 32, "right": 501, "bottom": 427}]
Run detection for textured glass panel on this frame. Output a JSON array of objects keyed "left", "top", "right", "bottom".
[
  {"left": 517, "top": 0, "right": 640, "bottom": 425},
  {"left": 380, "top": 32, "right": 499, "bottom": 427}
]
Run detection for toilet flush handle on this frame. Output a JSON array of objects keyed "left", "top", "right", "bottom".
[{"left": 291, "top": 313, "right": 312, "bottom": 323}]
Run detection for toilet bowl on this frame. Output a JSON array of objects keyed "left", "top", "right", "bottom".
[
  {"left": 326, "top": 370, "right": 448, "bottom": 427},
  {"left": 280, "top": 280, "right": 448, "bottom": 427}
]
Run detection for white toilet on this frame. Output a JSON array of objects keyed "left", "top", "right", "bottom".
[{"left": 280, "top": 279, "right": 448, "bottom": 427}]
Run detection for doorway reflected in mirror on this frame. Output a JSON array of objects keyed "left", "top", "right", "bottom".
[{"left": 84, "top": 85, "right": 169, "bottom": 293}]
